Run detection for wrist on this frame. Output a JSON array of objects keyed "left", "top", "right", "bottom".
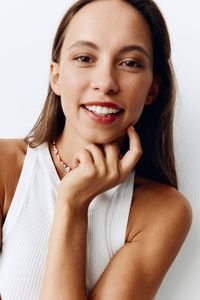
[
  {"left": 50, "top": 199, "right": 88, "bottom": 244},
  {"left": 56, "top": 194, "right": 89, "bottom": 216}
]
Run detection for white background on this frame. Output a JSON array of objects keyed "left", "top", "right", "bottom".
[{"left": 0, "top": 1, "right": 199, "bottom": 299}]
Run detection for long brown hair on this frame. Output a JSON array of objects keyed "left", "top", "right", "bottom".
[{"left": 25, "top": 0, "right": 178, "bottom": 189}]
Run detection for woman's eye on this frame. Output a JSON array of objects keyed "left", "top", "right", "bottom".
[
  {"left": 74, "top": 55, "right": 92, "bottom": 63},
  {"left": 122, "top": 60, "right": 142, "bottom": 69}
]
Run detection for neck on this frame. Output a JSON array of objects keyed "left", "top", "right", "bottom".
[{"left": 55, "top": 126, "right": 90, "bottom": 170}]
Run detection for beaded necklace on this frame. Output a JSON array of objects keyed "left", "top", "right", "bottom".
[{"left": 52, "top": 140, "right": 71, "bottom": 173}]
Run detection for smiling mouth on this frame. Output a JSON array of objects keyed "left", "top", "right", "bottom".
[{"left": 81, "top": 104, "right": 124, "bottom": 116}]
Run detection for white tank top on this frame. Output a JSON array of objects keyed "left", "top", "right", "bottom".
[{"left": 0, "top": 142, "right": 135, "bottom": 300}]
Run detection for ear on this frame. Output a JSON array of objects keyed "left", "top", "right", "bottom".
[
  {"left": 50, "top": 62, "right": 61, "bottom": 96},
  {"left": 145, "top": 76, "right": 160, "bottom": 105}
]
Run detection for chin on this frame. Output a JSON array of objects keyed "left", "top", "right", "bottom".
[
  {"left": 85, "top": 136, "right": 113, "bottom": 145},
  {"left": 82, "top": 130, "right": 126, "bottom": 146}
]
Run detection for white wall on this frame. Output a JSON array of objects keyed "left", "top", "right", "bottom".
[{"left": 0, "top": 1, "right": 199, "bottom": 299}]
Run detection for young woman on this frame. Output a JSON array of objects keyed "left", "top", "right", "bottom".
[{"left": 0, "top": 0, "right": 192, "bottom": 299}]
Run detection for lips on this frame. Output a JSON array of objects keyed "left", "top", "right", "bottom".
[{"left": 80, "top": 101, "right": 124, "bottom": 124}]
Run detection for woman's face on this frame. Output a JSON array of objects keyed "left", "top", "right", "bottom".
[{"left": 51, "top": 0, "right": 156, "bottom": 145}]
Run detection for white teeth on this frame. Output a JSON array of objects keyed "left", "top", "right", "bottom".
[{"left": 85, "top": 105, "right": 120, "bottom": 115}]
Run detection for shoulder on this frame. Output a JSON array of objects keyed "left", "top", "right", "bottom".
[
  {"left": 0, "top": 137, "right": 27, "bottom": 154},
  {"left": 126, "top": 174, "right": 193, "bottom": 243},
  {"left": 0, "top": 138, "right": 28, "bottom": 182},
  {"left": 0, "top": 138, "right": 27, "bottom": 164},
  {"left": 0, "top": 138, "right": 28, "bottom": 218}
]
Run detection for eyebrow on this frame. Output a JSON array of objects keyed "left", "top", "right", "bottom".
[{"left": 68, "top": 40, "right": 151, "bottom": 60}]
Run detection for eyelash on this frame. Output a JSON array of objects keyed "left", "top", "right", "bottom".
[{"left": 73, "top": 55, "right": 143, "bottom": 69}]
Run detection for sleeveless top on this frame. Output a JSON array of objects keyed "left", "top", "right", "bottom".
[{"left": 0, "top": 143, "right": 135, "bottom": 300}]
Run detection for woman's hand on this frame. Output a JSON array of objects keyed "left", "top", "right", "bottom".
[{"left": 57, "top": 126, "right": 142, "bottom": 210}]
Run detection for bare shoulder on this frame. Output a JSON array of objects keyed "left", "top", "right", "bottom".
[
  {"left": 0, "top": 138, "right": 28, "bottom": 219},
  {"left": 0, "top": 138, "right": 28, "bottom": 178},
  {"left": 126, "top": 175, "right": 193, "bottom": 243},
  {"left": 0, "top": 138, "right": 27, "bottom": 155}
]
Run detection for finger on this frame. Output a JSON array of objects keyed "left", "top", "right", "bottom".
[
  {"left": 84, "top": 144, "right": 107, "bottom": 174},
  {"left": 120, "top": 126, "right": 142, "bottom": 175},
  {"left": 104, "top": 143, "right": 120, "bottom": 173},
  {"left": 73, "top": 149, "right": 94, "bottom": 169}
]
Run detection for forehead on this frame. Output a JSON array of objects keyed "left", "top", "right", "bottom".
[{"left": 62, "top": 0, "right": 153, "bottom": 56}]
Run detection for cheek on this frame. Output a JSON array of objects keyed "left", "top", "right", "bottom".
[
  {"left": 125, "top": 72, "right": 152, "bottom": 103},
  {"left": 128, "top": 102, "right": 145, "bottom": 126},
  {"left": 61, "top": 70, "right": 84, "bottom": 90},
  {"left": 124, "top": 74, "right": 152, "bottom": 121},
  {"left": 60, "top": 68, "right": 87, "bottom": 102},
  {"left": 59, "top": 68, "right": 88, "bottom": 117}
]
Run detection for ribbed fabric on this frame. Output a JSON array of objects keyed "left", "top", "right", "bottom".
[{"left": 0, "top": 143, "right": 135, "bottom": 299}]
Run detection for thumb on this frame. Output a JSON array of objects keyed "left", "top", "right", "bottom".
[{"left": 120, "top": 126, "right": 142, "bottom": 174}]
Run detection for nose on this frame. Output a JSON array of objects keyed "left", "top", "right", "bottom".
[{"left": 90, "top": 62, "right": 119, "bottom": 95}]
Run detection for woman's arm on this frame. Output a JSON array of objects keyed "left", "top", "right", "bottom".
[
  {"left": 88, "top": 186, "right": 192, "bottom": 300},
  {"left": 39, "top": 200, "right": 88, "bottom": 300}
]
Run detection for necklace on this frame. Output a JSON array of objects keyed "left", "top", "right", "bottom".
[{"left": 52, "top": 140, "right": 71, "bottom": 173}]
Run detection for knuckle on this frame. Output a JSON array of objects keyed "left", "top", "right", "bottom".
[
  {"left": 135, "top": 147, "right": 143, "bottom": 157},
  {"left": 109, "top": 169, "right": 120, "bottom": 182},
  {"left": 83, "top": 166, "right": 96, "bottom": 178},
  {"left": 99, "top": 166, "right": 107, "bottom": 177}
]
